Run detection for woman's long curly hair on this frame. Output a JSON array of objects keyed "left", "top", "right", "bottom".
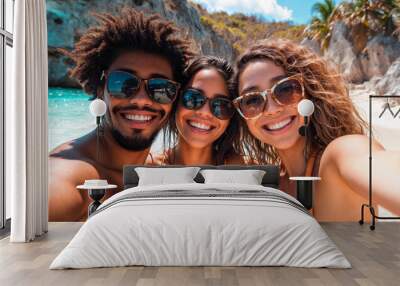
[
  {"left": 233, "top": 38, "right": 367, "bottom": 165},
  {"left": 163, "top": 55, "right": 240, "bottom": 165}
]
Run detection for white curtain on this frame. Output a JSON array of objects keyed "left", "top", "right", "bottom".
[{"left": 7, "top": 0, "right": 48, "bottom": 242}]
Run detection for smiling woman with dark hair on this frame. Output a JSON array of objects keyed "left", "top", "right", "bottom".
[{"left": 150, "top": 56, "right": 243, "bottom": 165}]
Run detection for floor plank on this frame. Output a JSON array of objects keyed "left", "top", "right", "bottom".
[{"left": 0, "top": 222, "right": 399, "bottom": 286}]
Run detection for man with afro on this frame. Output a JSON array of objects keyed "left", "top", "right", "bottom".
[{"left": 49, "top": 7, "right": 195, "bottom": 221}]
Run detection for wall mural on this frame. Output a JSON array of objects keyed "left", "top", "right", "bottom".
[{"left": 47, "top": 0, "right": 400, "bottom": 223}]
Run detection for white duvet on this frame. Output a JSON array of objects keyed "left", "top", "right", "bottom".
[{"left": 50, "top": 183, "right": 351, "bottom": 269}]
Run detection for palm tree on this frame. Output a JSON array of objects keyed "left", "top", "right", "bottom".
[
  {"left": 305, "top": 0, "right": 400, "bottom": 50},
  {"left": 304, "top": 0, "right": 337, "bottom": 50}
]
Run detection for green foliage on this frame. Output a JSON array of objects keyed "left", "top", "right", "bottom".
[
  {"left": 304, "top": 0, "right": 400, "bottom": 49},
  {"left": 341, "top": 0, "right": 400, "bottom": 35},
  {"left": 304, "top": 0, "right": 337, "bottom": 50},
  {"left": 199, "top": 11, "right": 305, "bottom": 56}
]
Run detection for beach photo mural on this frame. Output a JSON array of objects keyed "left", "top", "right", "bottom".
[{"left": 47, "top": 0, "right": 400, "bottom": 222}]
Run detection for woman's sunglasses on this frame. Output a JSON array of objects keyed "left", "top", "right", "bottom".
[
  {"left": 180, "top": 89, "right": 235, "bottom": 120},
  {"left": 233, "top": 75, "right": 304, "bottom": 119},
  {"left": 104, "top": 70, "right": 180, "bottom": 104}
]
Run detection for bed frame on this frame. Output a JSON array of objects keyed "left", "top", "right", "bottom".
[{"left": 123, "top": 165, "right": 280, "bottom": 189}]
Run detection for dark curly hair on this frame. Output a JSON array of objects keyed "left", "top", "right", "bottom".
[
  {"left": 63, "top": 7, "right": 196, "bottom": 96},
  {"left": 164, "top": 55, "right": 240, "bottom": 164}
]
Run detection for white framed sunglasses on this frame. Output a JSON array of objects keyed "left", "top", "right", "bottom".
[{"left": 233, "top": 75, "right": 304, "bottom": 119}]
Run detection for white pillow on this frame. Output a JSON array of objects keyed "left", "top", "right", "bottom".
[
  {"left": 200, "top": 169, "right": 266, "bottom": 185},
  {"left": 135, "top": 167, "right": 200, "bottom": 186}
]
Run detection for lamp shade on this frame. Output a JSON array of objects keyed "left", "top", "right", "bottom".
[
  {"left": 89, "top": 99, "right": 107, "bottom": 117},
  {"left": 297, "top": 99, "right": 314, "bottom": 117}
]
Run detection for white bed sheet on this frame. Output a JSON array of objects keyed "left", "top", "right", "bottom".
[{"left": 50, "top": 183, "right": 351, "bottom": 269}]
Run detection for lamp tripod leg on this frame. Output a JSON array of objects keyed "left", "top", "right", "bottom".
[
  {"left": 359, "top": 204, "right": 366, "bottom": 225},
  {"left": 369, "top": 206, "right": 376, "bottom": 231},
  {"left": 88, "top": 200, "right": 101, "bottom": 216}
]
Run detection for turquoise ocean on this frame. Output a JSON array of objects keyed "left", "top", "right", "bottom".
[
  {"left": 48, "top": 87, "right": 164, "bottom": 152},
  {"left": 48, "top": 87, "right": 95, "bottom": 151}
]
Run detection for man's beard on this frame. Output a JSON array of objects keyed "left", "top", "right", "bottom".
[
  {"left": 111, "top": 128, "right": 159, "bottom": 151},
  {"left": 106, "top": 103, "right": 166, "bottom": 151}
]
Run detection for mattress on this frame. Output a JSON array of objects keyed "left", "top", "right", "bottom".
[{"left": 50, "top": 183, "right": 351, "bottom": 269}]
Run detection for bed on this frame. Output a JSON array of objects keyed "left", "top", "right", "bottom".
[{"left": 50, "top": 165, "right": 351, "bottom": 269}]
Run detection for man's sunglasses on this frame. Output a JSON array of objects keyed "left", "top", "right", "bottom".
[
  {"left": 180, "top": 89, "right": 235, "bottom": 120},
  {"left": 233, "top": 75, "right": 304, "bottom": 119},
  {"left": 104, "top": 70, "right": 180, "bottom": 104}
]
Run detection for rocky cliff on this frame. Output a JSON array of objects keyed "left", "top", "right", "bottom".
[
  {"left": 302, "top": 21, "right": 400, "bottom": 96},
  {"left": 47, "top": 0, "right": 234, "bottom": 88}
]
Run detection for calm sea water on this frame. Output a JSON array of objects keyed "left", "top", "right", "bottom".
[
  {"left": 48, "top": 87, "right": 164, "bottom": 152},
  {"left": 48, "top": 87, "right": 95, "bottom": 151}
]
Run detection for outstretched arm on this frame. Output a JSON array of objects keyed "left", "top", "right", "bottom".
[
  {"left": 327, "top": 134, "right": 400, "bottom": 215},
  {"left": 48, "top": 157, "right": 94, "bottom": 221}
]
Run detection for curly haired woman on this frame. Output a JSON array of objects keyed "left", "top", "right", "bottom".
[{"left": 233, "top": 39, "right": 400, "bottom": 221}]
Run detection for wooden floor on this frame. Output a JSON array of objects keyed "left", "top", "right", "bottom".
[{"left": 0, "top": 222, "right": 399, "bottom": 286}]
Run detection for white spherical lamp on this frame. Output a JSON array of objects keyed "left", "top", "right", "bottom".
[
  {"left": 89, "top": 99, "right": 107, "bottom": 117},
  {"left": 297, "top": 99, "right": 314, "bottom": 117}
]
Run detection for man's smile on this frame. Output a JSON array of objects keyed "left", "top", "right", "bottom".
[{"left": 118, "top": 110, "right": 161, "bottom": 130}]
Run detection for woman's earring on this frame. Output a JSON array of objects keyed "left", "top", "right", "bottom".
[{"left": 297, "top": 99, "right": 314, "bottom": 136}]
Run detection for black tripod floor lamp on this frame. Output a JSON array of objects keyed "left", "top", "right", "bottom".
[{"left": 359, "top": 95, "right": 400, "bottom": 230}]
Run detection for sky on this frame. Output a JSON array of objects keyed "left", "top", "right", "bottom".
[{"left": 192, "top": 0, "right": 344, "bottom": 24}]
